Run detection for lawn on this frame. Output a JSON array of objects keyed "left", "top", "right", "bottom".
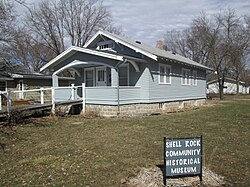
[{"left": 0, "top": 96, "right": 250, "bottom": 186}]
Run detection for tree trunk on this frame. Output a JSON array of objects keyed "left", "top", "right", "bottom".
[
  {"left": 218, "top": 77, "right": 224, "bottom": 100},
  {"left": 236, "top": 75, "right": 240, "bottom": 95}
]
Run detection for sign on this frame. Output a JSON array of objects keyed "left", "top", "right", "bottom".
[{"left": 164, "top": 136, "right": 202, "bottom": 185}]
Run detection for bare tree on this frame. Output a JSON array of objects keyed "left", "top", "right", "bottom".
[
  {"left": 26, "top": 1, "right": 65, "bottom": 56},
  {"left": 0, "top": 0, "right": 15, "bottom": 49},
  {"left": 1, "top": 0, "right": 122, "bottom": 73},
  {"left": 26, "top": 0, "right": 116, "bottom": 53},
  {"left": 164, "top": 9, "right": 250, "bottom": 99},
  {"left": 6, "top": 28, "right": 55, "bottom": 72},
  {"left": 164, "top": 27, "right": 210, "bottom": 66}
]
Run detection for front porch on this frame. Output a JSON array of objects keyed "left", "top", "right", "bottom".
[
  {"left": 44, "top": 46, "right": 145, "bottom": 112},
  {"left": 53, "top": 84, "right": 141, "bottom": 105}
]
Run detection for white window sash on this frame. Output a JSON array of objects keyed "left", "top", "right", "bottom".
[{"left": 159, "top": 64, "right": 171, "bottom": 84}]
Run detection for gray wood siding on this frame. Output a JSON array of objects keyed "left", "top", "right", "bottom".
[
  {"left": 147, "top": 60, "right": 207, "bottom": 102},
  {"left": 134, "top": 64, "right": 150, "bottom": 102},
  {"left": 113, "top": 43, "right": 143, "bottom": 59},
  {"left": 85, "top": 87, "right": 141, "bottom": 105},
  {"left": 86, "top": 87, "right": 117, "bottom": 104}
]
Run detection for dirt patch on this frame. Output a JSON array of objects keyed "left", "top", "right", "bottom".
[{"left": 121, "top": 166, "right": 227, "bottom": 187}]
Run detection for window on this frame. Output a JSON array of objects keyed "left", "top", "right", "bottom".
[
  {"left": 96, "top": 67, "right": 107, "bottom": 86},
  {"left": 193, "top": 70, "right": 197, "bottom": 86},
  {"left": 159, "top": 64, "right": 171, "bottom": 84},
  {"left": 97, "top": 70, "right": 105, "bottom": 82},
  {"left": 182, "top": 68, "right": 191, "bottom": 85},
  {"left": 119, "top": 64, "right": 129, "bottom": 86},
  {"left": 85, "top": 69, "right": 94, "bottom": 87},
  {"left": 97, "top": 40, "right": 114, "bottom": 50}
]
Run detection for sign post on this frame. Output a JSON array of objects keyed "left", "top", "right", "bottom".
[{"left": 164, "top": 136, "right": 202, "bottom": 186}]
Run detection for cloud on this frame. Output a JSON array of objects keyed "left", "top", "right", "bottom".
[
  {"left": 103, "top": 0, "right": 250, "bottom": 46},
  {"left": 17, "top": 0, "right": 250, "bottom": 47}
]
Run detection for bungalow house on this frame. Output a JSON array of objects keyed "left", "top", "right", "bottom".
[
  {"left": 40, "top": 30, "right": 211, "bottom": 116},
  {"left": 207, "top": 78, "right": 249, "bottom": 94}
]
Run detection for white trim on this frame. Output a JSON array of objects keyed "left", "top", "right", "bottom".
[
  {"left": 158, "top": 63, "right": 171, "bottom": 85},
  {"left": 96, "top": 66, "right": 107, "bottom": 86},
  {"left": 40, "top": 46, "right": 124, "bottom": 72},
  {"left": 84, "top": 31, "right": 158, "bottom": 61},
  {"left": 181, "top": 68, "right": 191, "bottom": 86},
  {"left": 192, "top": 70, "right": 197, "bottom": 86},
  {"left": 126, "top": 59, "right": 140, "bottom": 72},
  {"left": 97, "top": 40, "right": 115, "bottom": 50},
  {"left": 52, "top": 60, "right": 115, "bottom": 76},
  {"left": 18, "top": 80, "right": 24, "bottom": 99}
]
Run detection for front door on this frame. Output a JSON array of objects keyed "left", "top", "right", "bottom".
[{"left": 96, "top": 67, "right": 107, "bottom": 86}]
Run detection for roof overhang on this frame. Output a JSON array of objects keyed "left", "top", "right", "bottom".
[
  {"left": 84, "top": 31, "right": 158, "bottom": 61},
  {"left": 157, "top": 56, "right": 213, "bottom": 71},
  {"left": 40, "top": 46, "right": 124, "bottom": 72},
  {"left": 0, "top": 78, "right": 14, "bottom": 81}
]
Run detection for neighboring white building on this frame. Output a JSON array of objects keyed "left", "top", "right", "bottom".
[{"left": 207, "top": 78, "right": 249, "bottom": 94}]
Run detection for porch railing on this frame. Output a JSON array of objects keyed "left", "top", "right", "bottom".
[
  {"left": 1, "top": 84, "right": 141, "bottom": 116},
  {"left": 0, "top": 84, "right": 84, "bottom": 116},
  {"left": 85, "top": 86, "right": 141, "bottom": 105}
]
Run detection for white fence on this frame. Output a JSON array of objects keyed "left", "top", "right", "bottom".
[
  {"left": 1, "top": 83, "right": 142, "bottom": 116},
  {"left": 0, "top": 84, "right": 85, "bottom": 116}
]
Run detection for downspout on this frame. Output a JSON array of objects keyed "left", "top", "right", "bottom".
[
  {"left": 116, "top": 66, "right": 120, "bottom": 115},
  {"left": 115, "top": 59, "right": 127, "bottom": 116}
]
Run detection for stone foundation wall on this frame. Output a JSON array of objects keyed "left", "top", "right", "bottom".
[{"left": 85, "top": 99, "right": 206, "bottom": 117}]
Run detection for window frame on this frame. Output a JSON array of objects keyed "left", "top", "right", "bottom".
[
  {"left": 118, "top": 64, "right": 129, "bottom": 86},
  {"left": 95, "top": 67, "right": 107, "bottom": 86},
  {"left": 84, "top": 67, "right": 95, "bottom": 87},
  {"left": 158, "top": 63, "right": 172, "bottom": 85},
  {"left": 181, "top": 68, "right": 191, "bottom": 86},
  {"left": 192, "top": 70, "right": 198, "bottom": 86},
  {"left": 97, "top": 40, "right": 115, "bottom": 50}
]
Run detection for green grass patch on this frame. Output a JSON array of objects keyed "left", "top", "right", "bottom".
[{"left": 1, "top": 96, "right": 250, "bottom": 186}]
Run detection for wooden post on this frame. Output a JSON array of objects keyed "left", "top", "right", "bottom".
[
  {"left": 71, "top": 84, "right": 75, "bottom": 100},
  {"left": 0, "top": 93, "right": 2, "bottom": 111},
  {"left": 82, "top": 83, "right": 86, "bottom": 113},
  {"left": 40, "top": 88, "right": 44, "bottom": 104},
  {"left": 7, "top": 90, "right": 11, "bottom": 119},
  {"left": 51, "top": 87, "right": 55, "bottom": 114}
]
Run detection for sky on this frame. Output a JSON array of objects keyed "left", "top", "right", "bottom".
[
  {"left": 102, "top": 0, "right": 250, "bottom": 46},
  {"left": 23, "top": 0, "right": 250, "bottom": 46}
]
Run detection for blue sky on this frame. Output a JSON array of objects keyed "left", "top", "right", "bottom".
[{"left": 24, "top": 0, "right": 250, "bottom": 46}]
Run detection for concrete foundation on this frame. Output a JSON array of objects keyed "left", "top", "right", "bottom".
[{"left": 84, "top": 99, "right": 206, "bottom": 117}]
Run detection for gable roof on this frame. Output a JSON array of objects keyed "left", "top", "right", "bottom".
[
  {"left": 40, "top": 46, "right": 124, "bottom": 72},
  {"left": 84, "top": 30, "right": 212, "bottom": 71}
]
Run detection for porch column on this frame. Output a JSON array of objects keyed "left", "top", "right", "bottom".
[
  {"left": 52, "top": 74, "right": 59, "bottom": 87},
  {"left": 111, "top": 68, "right": 118, "bottom": 86}
]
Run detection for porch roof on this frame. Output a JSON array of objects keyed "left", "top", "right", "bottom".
[{"left": 40, "top": 46, "right": 125, "bottom": 72}]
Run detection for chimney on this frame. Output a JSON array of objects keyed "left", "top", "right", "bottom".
[{"left": 156, "top": 40, "right": 164, "bottom": 50}]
